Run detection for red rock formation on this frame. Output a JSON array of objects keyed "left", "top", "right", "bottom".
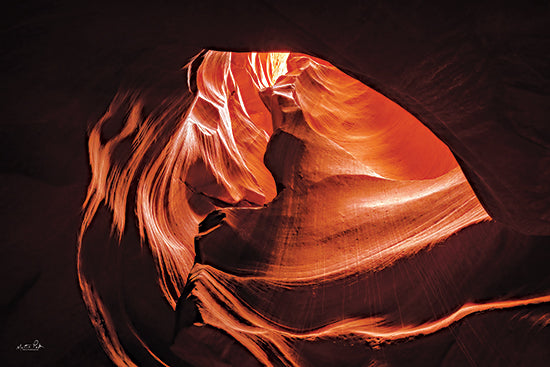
[
  {"left": 78, "top": 51, "right": 548, "bottom": 366},
  {"left": 4, "top": 2, "right": 549, "bottom": 367}
]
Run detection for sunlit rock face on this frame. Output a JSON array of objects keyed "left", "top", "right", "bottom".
[{"left": 78, "top": 51, "right": 550, "bottom": 367}]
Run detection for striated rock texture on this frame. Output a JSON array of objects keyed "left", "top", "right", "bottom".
[
  {"left": 3, "top": 2, "right": 549, "bottom": 367},
  {"left": 77, "top": 51, "right": 547, "bottom": 366}
]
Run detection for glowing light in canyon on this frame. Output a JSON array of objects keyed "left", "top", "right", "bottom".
[{"left": 78, "top": 51, "right": 549, "bottom": 366}]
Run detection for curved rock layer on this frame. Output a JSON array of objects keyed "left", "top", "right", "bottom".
[{"left": 78, "top": 51, "right": 550, "bottom": 366}]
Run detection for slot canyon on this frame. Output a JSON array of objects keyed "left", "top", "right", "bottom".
[{"left": 2, "top": 2, "right": 549, "bottom": 366}]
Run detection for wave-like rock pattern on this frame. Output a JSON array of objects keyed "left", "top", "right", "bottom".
[{"left": 78, "top": 51, "right": 549, "bottom": 366}]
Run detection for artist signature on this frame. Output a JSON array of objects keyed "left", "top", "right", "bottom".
[{"left": 16, "top": 339, "right": 45, "bottom": 352}]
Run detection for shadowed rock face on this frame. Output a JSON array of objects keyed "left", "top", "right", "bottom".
[
  {"left": 3, "top": 1, "right": 550, "bottom": 367},
  {"left": 76, "top": 50, "right": 548, "bottom": 367}
]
